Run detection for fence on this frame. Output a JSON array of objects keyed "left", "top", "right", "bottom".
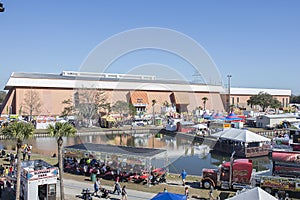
[{"left": 255, "top": 129, "right": 289, "bottom": 138}]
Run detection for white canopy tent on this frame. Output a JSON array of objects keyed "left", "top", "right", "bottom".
[
  {"left": 212, "top": 128, "right": 270, "bottom": 143},
  {"left": 227, "top": 187, "right": 277, "bottom": 200},
  {"left": 192, "top": 124, "right": 207, "bottom": 129}
]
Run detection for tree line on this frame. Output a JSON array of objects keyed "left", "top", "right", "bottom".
[
  {"left": 290, "top": 94, "right": 300, "bottom": 104},
  {"left": 1, "top": 90, "right": 299, "bottom": 122}
]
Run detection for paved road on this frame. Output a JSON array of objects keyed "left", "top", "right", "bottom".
[{"left": 63, "top": 178, "right": 158, "bottom": 200}]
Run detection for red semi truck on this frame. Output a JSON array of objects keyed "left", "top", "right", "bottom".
[
  {"left": 201, "top": 151, "right": 300, "bottom": 196},
  {"left": 201, "top": 158, "right": 253, "bottom": 190}
]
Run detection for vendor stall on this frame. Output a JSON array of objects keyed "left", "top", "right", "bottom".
[
  {"left": 64, "top": 143, "right": 167, "bottom": 174},
  {"left": 6, "top": 160, "right": 58, "bottom": 200},
  {"left": 211, "top": 128, "right": 271, "bottom": 157}
]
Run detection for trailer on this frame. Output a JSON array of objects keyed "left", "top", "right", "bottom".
[
  {"left": 21, "top": 160, "right": 58, "bottom": 200},
  {"left": 260, "top": 175, "right": 300, "bottom": 195},
  {"left": 272, "top": 151, "right": 300, "bottom": 177}
]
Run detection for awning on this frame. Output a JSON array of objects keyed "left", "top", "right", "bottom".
[
  {"left": 130, "top": 91, "right": 149, "bottom": 106},
  {"left": 64, "top": 143, "right": 166, "bottom": 158},
  {"left": 212, "top": 128, "right": 270, "bottom": 143},
  {"left": 170, "top": 92, "right": 189, "bottom": 104}
]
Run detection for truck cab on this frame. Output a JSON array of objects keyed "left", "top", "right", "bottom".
[{"left": 201, "top": 159, "right": 253, "bottom": 190}]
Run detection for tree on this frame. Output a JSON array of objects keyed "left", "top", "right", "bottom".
[
  {"left": 112, "top": 100, "right": 129, "bottom": 123},
  {"left": 230, "top": 104, "right": 236, "bottom": 112},
  {"left": 0, "top": 91, "right": 7, "bottom": 104},
  {"left": 22, "top": 90, "right": 42, "bottom": 121},
  {"left": 152, "top": 99, "right": 157, "bottom": 125},
  {"left": 61, "top": 98, "right": 75, "bottom": 117},
  {"left": 2, "top": 122, "right": 34, "bottom": 200},
  {"left": 47, "top": 122, "right": 77, "bottom": 200},
  {"left": 162, "top": 100, "right": 170, "bottom": 108},
  {"left": 128, "top": 103, "right": 136, "bottom": 118},
  {"left": 0, "top": 2, "right": 5, "bottom": 12},
  {"left": 162, "top": 100, "right": 170, "bottom": 115},
  {"left": 75, "top": 89, "right": 108, "bottom": 127},
  {"left": 291, "top": 95, "right": 300, "bottom": 104},
  {"left": 202, "top": 97, "right": 208, "bottom": 111},
  {"left": 247, "top": 92, "right": 280, "bottom": 112},
  {"left": 270, "top": 98, "right": 282, "bottom": 113},
  {"left": 112, "top": 101, "right": 129, "bottom": 115}
]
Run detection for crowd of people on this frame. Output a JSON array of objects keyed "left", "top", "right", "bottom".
[
  {"left": 21, "top": 144, "right": 32, "bottom": 161},
  {"left": 0, "top": 144, "right": 34, "bottom": 198}
]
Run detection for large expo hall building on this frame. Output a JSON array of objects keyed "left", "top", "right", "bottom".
[{"left": 0, "top": 71, "right": 291, "bottom": 117}]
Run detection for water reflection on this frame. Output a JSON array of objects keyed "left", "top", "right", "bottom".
[{"left": 0, "top": 133, "right": 271, "bottom": 175}]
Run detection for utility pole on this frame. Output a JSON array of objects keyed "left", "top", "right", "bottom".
[{"left": 227, "top": 75, "right": 232, "bottom": 113}]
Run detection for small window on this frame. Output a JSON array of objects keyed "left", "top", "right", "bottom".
[{"left": 137, "top": 98, "right": 143, "bottom": 103}]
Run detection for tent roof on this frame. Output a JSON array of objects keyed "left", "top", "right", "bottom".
[
  {"left": 151, "top": 192, "right": 186, "bottom": 200},
  {"left": 212, "top": 128, "right": 270, "bottom": 143},
  {"left": 225, "top": 112, "right": 242, "bottom": 121},
  {"left": 192, "top": 124, "right": 207, "bottom": 129},
  {"left": 64, "top": 143, "right": 166, "bottom": 158},
  {"left": 227, "top": 187, "right": 277, "bottom": 200},
  {"left": 213, "top": 112, "right": 225, "bottom": 119}
]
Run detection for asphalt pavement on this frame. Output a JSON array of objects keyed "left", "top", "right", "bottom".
[{"left": 63, "top": 178, "right": 158, "bottom": 200}]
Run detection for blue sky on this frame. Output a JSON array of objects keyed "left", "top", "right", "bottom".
[{"left": 0, "top": 1, "right": 300, "bottom": 94}]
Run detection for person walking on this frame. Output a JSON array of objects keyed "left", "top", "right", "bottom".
[
  {"left": 0, "top": 165, "right": 4, "bottom": 176},
  {"left": 185, "top": 187, "right": 189, "bottom": 200},
  {"left": 27, "top": 144, "right": 32, "bottom": 161},
  {"left": 112, "top": 180, "right": 121, "bottom": 195},
  {"left": 121, "top": 185, "right": 127, "bottom": 200},
  {"left": 22, "top": 144, "right": 27, "bottom": 161},
  {"left": 0, "top": 179, "right": 4, "bottom": 198},
  {"left": 27, "top": 150, "right": 31, "bottom": 161},
  {"left": 92, "top": 177, "right": 101, "bottom": 197},
  {"left": 179, "top": 169, "right": 187, "bottom": 186},
  {"left": 4, "top": 167, "right": 9, "bottom": 176}
]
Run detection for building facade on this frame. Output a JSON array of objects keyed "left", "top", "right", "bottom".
[{"left": 0, "top": 71, "right": 291, "bottom": 117}]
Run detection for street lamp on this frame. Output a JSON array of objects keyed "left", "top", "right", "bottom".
[{"left": 227, "top": 74, "right": 232, "bottom": 113}]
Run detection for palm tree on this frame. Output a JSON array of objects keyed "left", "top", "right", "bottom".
[
  {"left": 152, "top": 99, "right": 157, "bottom": 125},
  {"left": 47, "top": 122, "right": 77, "bottom": 200},
  {"left": 2, "top": 121, "right": 34, "bottom": 200},
  {"left": 202, "top": 97, "right": 208, "bottom": 111}
]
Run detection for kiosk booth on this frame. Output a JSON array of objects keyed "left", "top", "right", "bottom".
[{"left": 19, "top": 160, "right": 58, "bottom": 200}]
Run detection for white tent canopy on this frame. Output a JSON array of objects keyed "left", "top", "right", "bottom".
[
  {"left": 227, "top": 187, "right": 277, "bottom": 200},
  {"left": 192, "top": 124, "right": 207, "bottom": 129},
  {"left": 212, "top": 128, "right": 270, "bottom": 143}
]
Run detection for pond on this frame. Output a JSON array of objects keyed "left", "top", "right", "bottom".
[{"left": 0, "top": 132, "right": 271, "bottom": 176}]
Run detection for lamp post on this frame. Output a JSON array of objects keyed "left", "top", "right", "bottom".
[{"left": 227, "top": 75, "right": 232, "bottom": 113}]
